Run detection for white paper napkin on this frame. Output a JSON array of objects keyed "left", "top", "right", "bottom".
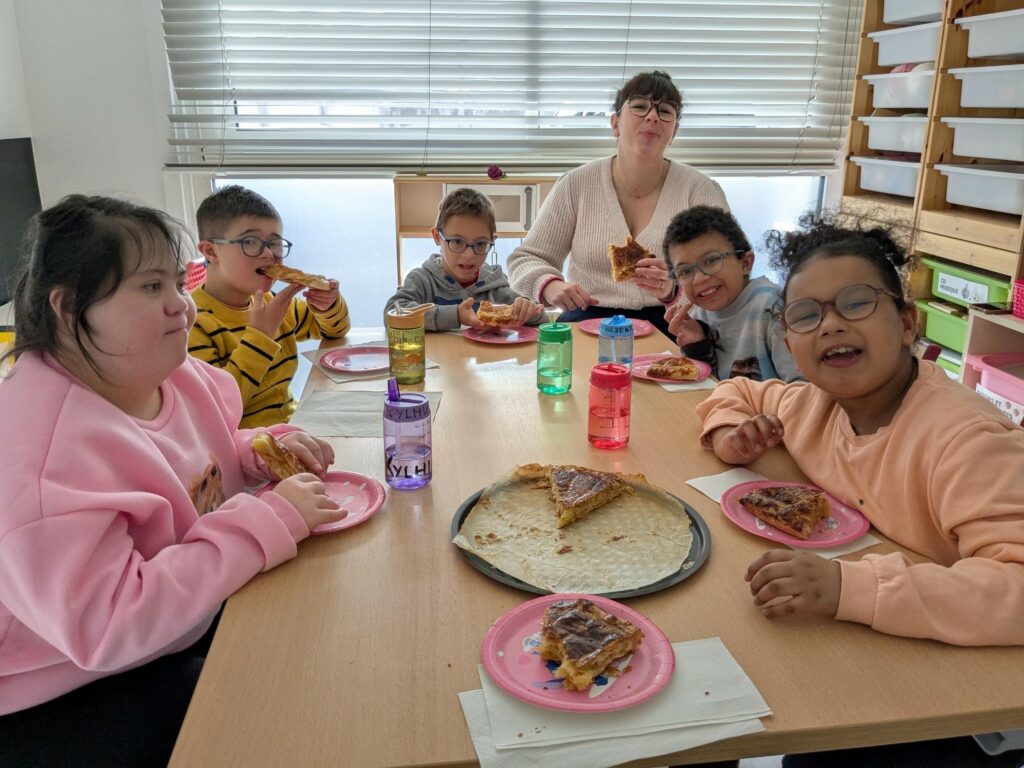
[
  {"left": 686, "top": 469, "right": 881, "bottom": 558},
  {"left": 459, "top": 638, "right": 769, "bottom": 768},
  {"left": 290, "top": 390, "right": 442, "bottom": 437},
  {"left": 302, "top": 345, "right": 438, "bottom": 384}
]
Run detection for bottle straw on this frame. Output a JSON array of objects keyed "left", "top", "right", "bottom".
[{"left": 387, "top": 377, "right": 400, "bottom": 402}]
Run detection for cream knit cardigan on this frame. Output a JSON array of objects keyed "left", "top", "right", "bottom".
[{"left": 507, "top": 155, "right": 728, "bottom": 310}]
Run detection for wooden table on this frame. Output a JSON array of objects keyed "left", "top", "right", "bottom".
[{"left": 171, "top": 328, "right": 1024, "bottom": 767}]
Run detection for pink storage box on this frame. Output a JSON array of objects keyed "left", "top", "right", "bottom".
[
  {"left": 964, "top": 352, "right": 1024, "bottom": 424},
  {"left": 1013, "top": 280, "right": 1024, "bottom": 320}
]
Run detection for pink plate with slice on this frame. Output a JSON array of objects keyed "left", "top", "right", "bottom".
[
  {"left": 481, "top": 593, "right": 674, "bottom": 712},
  {"left": 632, "top": 353, "right": 712, "bottom": 383},
  {"left": 256, "top": 471, "right": 386, "bottom": 535},
  {"left": 320, "top": 346, "right": 390, "bottom": 374},
  {"left": 464, "top": 326, "right": 539, "bottom": 345},
  {"left": 720, "top": 480, "right": 870, "bottom": 549},
  {"left": 577, "top": 318, "right": 656, "bottom": 338}
]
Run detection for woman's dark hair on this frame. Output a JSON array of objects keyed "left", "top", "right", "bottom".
[
  {"left": 662, "top": 205, "right": 752, "bottom": 261},
  {"left": 765, "top": 210, "right": 910, "bottom": 306},
  {"left": 613, "top": 70, "right": 683, "bottom": 114},
  {"left": 4, "top": 194, "right": 190, "bottom": 374}
]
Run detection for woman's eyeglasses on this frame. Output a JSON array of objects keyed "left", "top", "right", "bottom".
[
  {"left": 625, "top": 98, "right": 679, "bottom": 123},
  {"left": 207, "top": 236, "right": 292, "bottom": 259},
  {"left": 438, "top": 232, "right": 495, "bottom": 257},
  {"left": 780, "top": 284, "right": 903, "bottom": 333},
  {"left": 671, "top": 250, "right": 746, "bottom": 283}
]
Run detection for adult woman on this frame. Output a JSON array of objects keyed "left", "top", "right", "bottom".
[{"left": 507, "top": 70, "right": 729, "bottom": 337}]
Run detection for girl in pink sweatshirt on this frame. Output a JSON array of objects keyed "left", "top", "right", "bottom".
[
  {"left": 0, "top": 195, "right": 346, "bottom": 767},
  {"left": 696, "top": 213, "right": 1024, "bottom": 768}
]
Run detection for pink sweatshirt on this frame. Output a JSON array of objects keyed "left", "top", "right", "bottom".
[
  {"left": 696, "top": 361, "right": 1024, "bottom": 646},
  {"left": 0, "top": 352, "right": 310, "bottom": 714}
]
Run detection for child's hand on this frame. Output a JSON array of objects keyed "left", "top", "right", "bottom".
[
  {"left": 249, "top": 284, "right": 304, "bottom": 338},
  {"left": 511, "top": 297, "right": 544, "bottom": 326},
  {"left": 633, "top": 257, "right": 674, "bottom": 300},
  {"left": 304, "top": 279, "right": 340, "bottom": 312},
  {"left": 665, "top": 302, "right": 705, "bottom": 347},
  {"left": 458, "top": 297, "right": 484, "bottom": 328},
  {"left": 279, "top": 431, "right": 334, "bottom": 477},
  {"left": 708, "top": 416, "right": 785, "bottom": 464},
  {"left": 273, "top": 473, "right": 347, "bottom": 532},
  {"left": 745, "top": 550, "right": 841, "bottom": 619}
]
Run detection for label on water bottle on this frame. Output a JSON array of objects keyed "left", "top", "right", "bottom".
[{"left": 385, "top": 444, "right": 432, "bottom": 486}]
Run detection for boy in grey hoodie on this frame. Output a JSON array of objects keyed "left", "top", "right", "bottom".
[{"left": 385, "top": 188, "right": 545, "bottom": 331}]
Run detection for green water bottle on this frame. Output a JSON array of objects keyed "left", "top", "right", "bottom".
[{"left": 536, "top": 322, "right": 573, "bottom": 395}]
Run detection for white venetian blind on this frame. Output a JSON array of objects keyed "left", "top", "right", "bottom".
[{"left": 161, "top": 0, "right": 860, "bottom": 172}]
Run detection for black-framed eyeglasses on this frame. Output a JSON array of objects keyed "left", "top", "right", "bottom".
[
  {"left": 625, "top": 98, "right": 679, "bottom": 123},
  {"left": 438, "top": 231, "right": 494, "bottom": 257},
  {"left": 672, "top": 250, "right": 746, "bottom": 283},
  {"left": 780, "top": 284, "right": 903, "bottom": 334},
  {"left": 207, "top": 236, "right": 292, "bottom": 259}
]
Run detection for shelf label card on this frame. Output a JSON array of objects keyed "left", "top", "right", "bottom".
[
  {"left": 975, "top": 383, "right": 1024, "bottom": 426},
  {"left": 935, "top": 273, "right": 989, "bottom": 305}
]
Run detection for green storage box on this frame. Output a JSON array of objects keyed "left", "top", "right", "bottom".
[
  {"left": 936, "top": 356, "right": 961, "bottom": 377},
  {"left": 920, "top": 256, "right": 1011, "bottom": 308},
  {"left": 915, "top": 299, "right": 967, "bottom": 352}
]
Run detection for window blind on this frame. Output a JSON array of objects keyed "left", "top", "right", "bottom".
[{"left": 161, "top": 0, "right": 861, "bottom": 172}]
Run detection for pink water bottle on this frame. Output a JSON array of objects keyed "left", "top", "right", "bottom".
[{"left": 588, "top": 363, "right": 631, "bottom": 449}]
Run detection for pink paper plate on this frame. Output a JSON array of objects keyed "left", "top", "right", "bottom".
[
  {"left": 320, "top": 346, "right": 390, "bottom": 374},
  {"left": 481, "top": 593, "right": 675, "bottom": 712},
  {"left": 256, "top": 471, "right": 386, "bottom": 535},
  {"left": 632, "top": 353, "right": 712, "bottom": 383},
  {"left": 464, "top": 326, "right": 539, "bottom": 345},
  {"left": 720, "top": 480, "right": 870, "bottom": 549},
  {"left": 577, "top": 318, "right": 656, "bottom": 338}
]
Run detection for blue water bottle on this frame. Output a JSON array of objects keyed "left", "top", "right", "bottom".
[
  {"left": 598, "top": 315, "right": 634, "bottom": 370},
  {"left": 383, "top": 378, "right": 432, "bottom": 490}
]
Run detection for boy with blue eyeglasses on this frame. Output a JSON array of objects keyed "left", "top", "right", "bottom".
[
  {"left": 663, "top": 205, "right": 800, "bottom": 382},
  {"left": 386, "top": 188, "right": 544, "bottom": 331},
  {"left": 190, "top": 185, "right": 350, "bottom": 427}
]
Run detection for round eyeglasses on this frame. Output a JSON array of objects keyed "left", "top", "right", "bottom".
[
  {"left": 207, "top": 236, "right": 292, "bottom": 259},
  {"left": 438, "top": 231, "right": 495, "bottom": 257},
  {"left": 625, "top": 98, "right": 679, "bottom": 123},
  {"left": 671, "top": 250, "right": 747, "bottom": 283},
  {"left": 781, "top": 284, "right": 903, "bottom": 334}
]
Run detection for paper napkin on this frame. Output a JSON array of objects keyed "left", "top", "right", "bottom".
[{"left": 290, "top": 390, "right": 442, "bottom": 437}]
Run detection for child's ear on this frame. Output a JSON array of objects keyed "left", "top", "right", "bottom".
[
  {"left": 740, "top": 250, "right": 755, "bottom": 275},
  {"left": 900, "top": 303, "right": 918, "bottom": 346},
  {"left": 610, "top": 112, "right": 620, "bottom": 138},
  {"left": 430, "top": 227, "right": 443, "bottom": 247},
  {"left": 197, "top": 240, "right": 218, "bottom": 262},
  {"left": 48, "top": 287, "right": 73, "bottom": 330}
]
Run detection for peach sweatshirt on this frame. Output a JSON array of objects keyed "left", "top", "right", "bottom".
[{"left": 696, "top": 361, "right": 1024, "bottom": 646}]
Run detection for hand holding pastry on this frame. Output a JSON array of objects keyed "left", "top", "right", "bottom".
[
  {"left": 632, "top": 257, "right": 674, "bottom": 300},
  {"left": 304, "top": 279, "right": 340, "bottom": 311},
  {"left": 274, "top": 474, "right": 347, "bottom": 532},
  {"left": 249, "top": 283, "right": 304, "bottom": 338},
  {"left": 745, "top": 550, "right": 841, "bottom": 619},
  {"left": 709, "top": 415, "right": 785, "bottom": 465},
  {"left": 665, "top": 302, "right": 705, "bottom": 347},
  {"left": 511, "top": 296, "right": 543, "bottom": 326},
  {"left": 457, "top": 297, "right": 484, "bottom": 328},
  {"left": 278, "top": 431, "right": 334, "bottom": 477}
]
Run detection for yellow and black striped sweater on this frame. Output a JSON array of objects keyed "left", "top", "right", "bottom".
[{"left": 189, "top": 287, "right": 350, "bottom": 428}]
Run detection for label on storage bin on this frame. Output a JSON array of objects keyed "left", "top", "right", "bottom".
[
  {"left": 935, "top": 273, "right": 989, "bottom": 305},
  {"left": 975, "top": 384, "right": 1024, "bottom": 426}
]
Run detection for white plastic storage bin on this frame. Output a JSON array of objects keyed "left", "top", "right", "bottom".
[
  {"left": 850, "top": 156, "right": 921, "bottom": 197},
  {"left": 950, "top": 64, "right": 1024, "bottom": 108},
  {"left": 867, "top": 23, "right": 941, "bottom": 66},
  {"left": 857, "top": 116, "right": 928, "bottom": 152},
  {"left": 883, "top": 0, "right": 942, "bottom": 24},
  {"left": 955, "top": 9, "right": 1024, "bottom": 59},
  {"left": 865, "top": 70, "right": 935, "bottom": 109},
  {"left": 935, "top": 164, "right": 1024, "bottom": 215},
  {"left": 940, "top": 118, "right": 1024, "bottom": 163}
]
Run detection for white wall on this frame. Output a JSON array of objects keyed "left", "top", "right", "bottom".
[
  {"left": 0, "top": 0, "right": 31, "bottom": 139},
  {"left": 13, "top": 0, "right": 169, "bottom": 207}
]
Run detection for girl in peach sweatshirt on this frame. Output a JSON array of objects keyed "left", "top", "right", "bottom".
[
  {"left": 696, "top": 214, "right": 1024, "bottom": 767},
  {"left": 0, "top": 196, "right": 346, "bottom": 767}
]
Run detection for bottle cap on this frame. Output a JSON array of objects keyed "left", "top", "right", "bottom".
[
  {"left": 386, "top": 302, "right": 435, "bottom": 329},
  {"left": 383, "top": 391, "right": 431, "bottom": 422},
  {"left": 599, "top": 315, "right": 634, "bottom": 337},
  {"left": 590, "top": 363, "right": 631, "bottom": 388},
  {"left": 538, "top": 322, "right": 572, "bottom": 343}
]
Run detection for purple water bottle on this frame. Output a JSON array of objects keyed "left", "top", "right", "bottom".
[
  {"left": 588, "top": 363, "right": 631, "bottom": 449},
  {"left": 383, "top": 378, "right": 432, "bottom": 490}
]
